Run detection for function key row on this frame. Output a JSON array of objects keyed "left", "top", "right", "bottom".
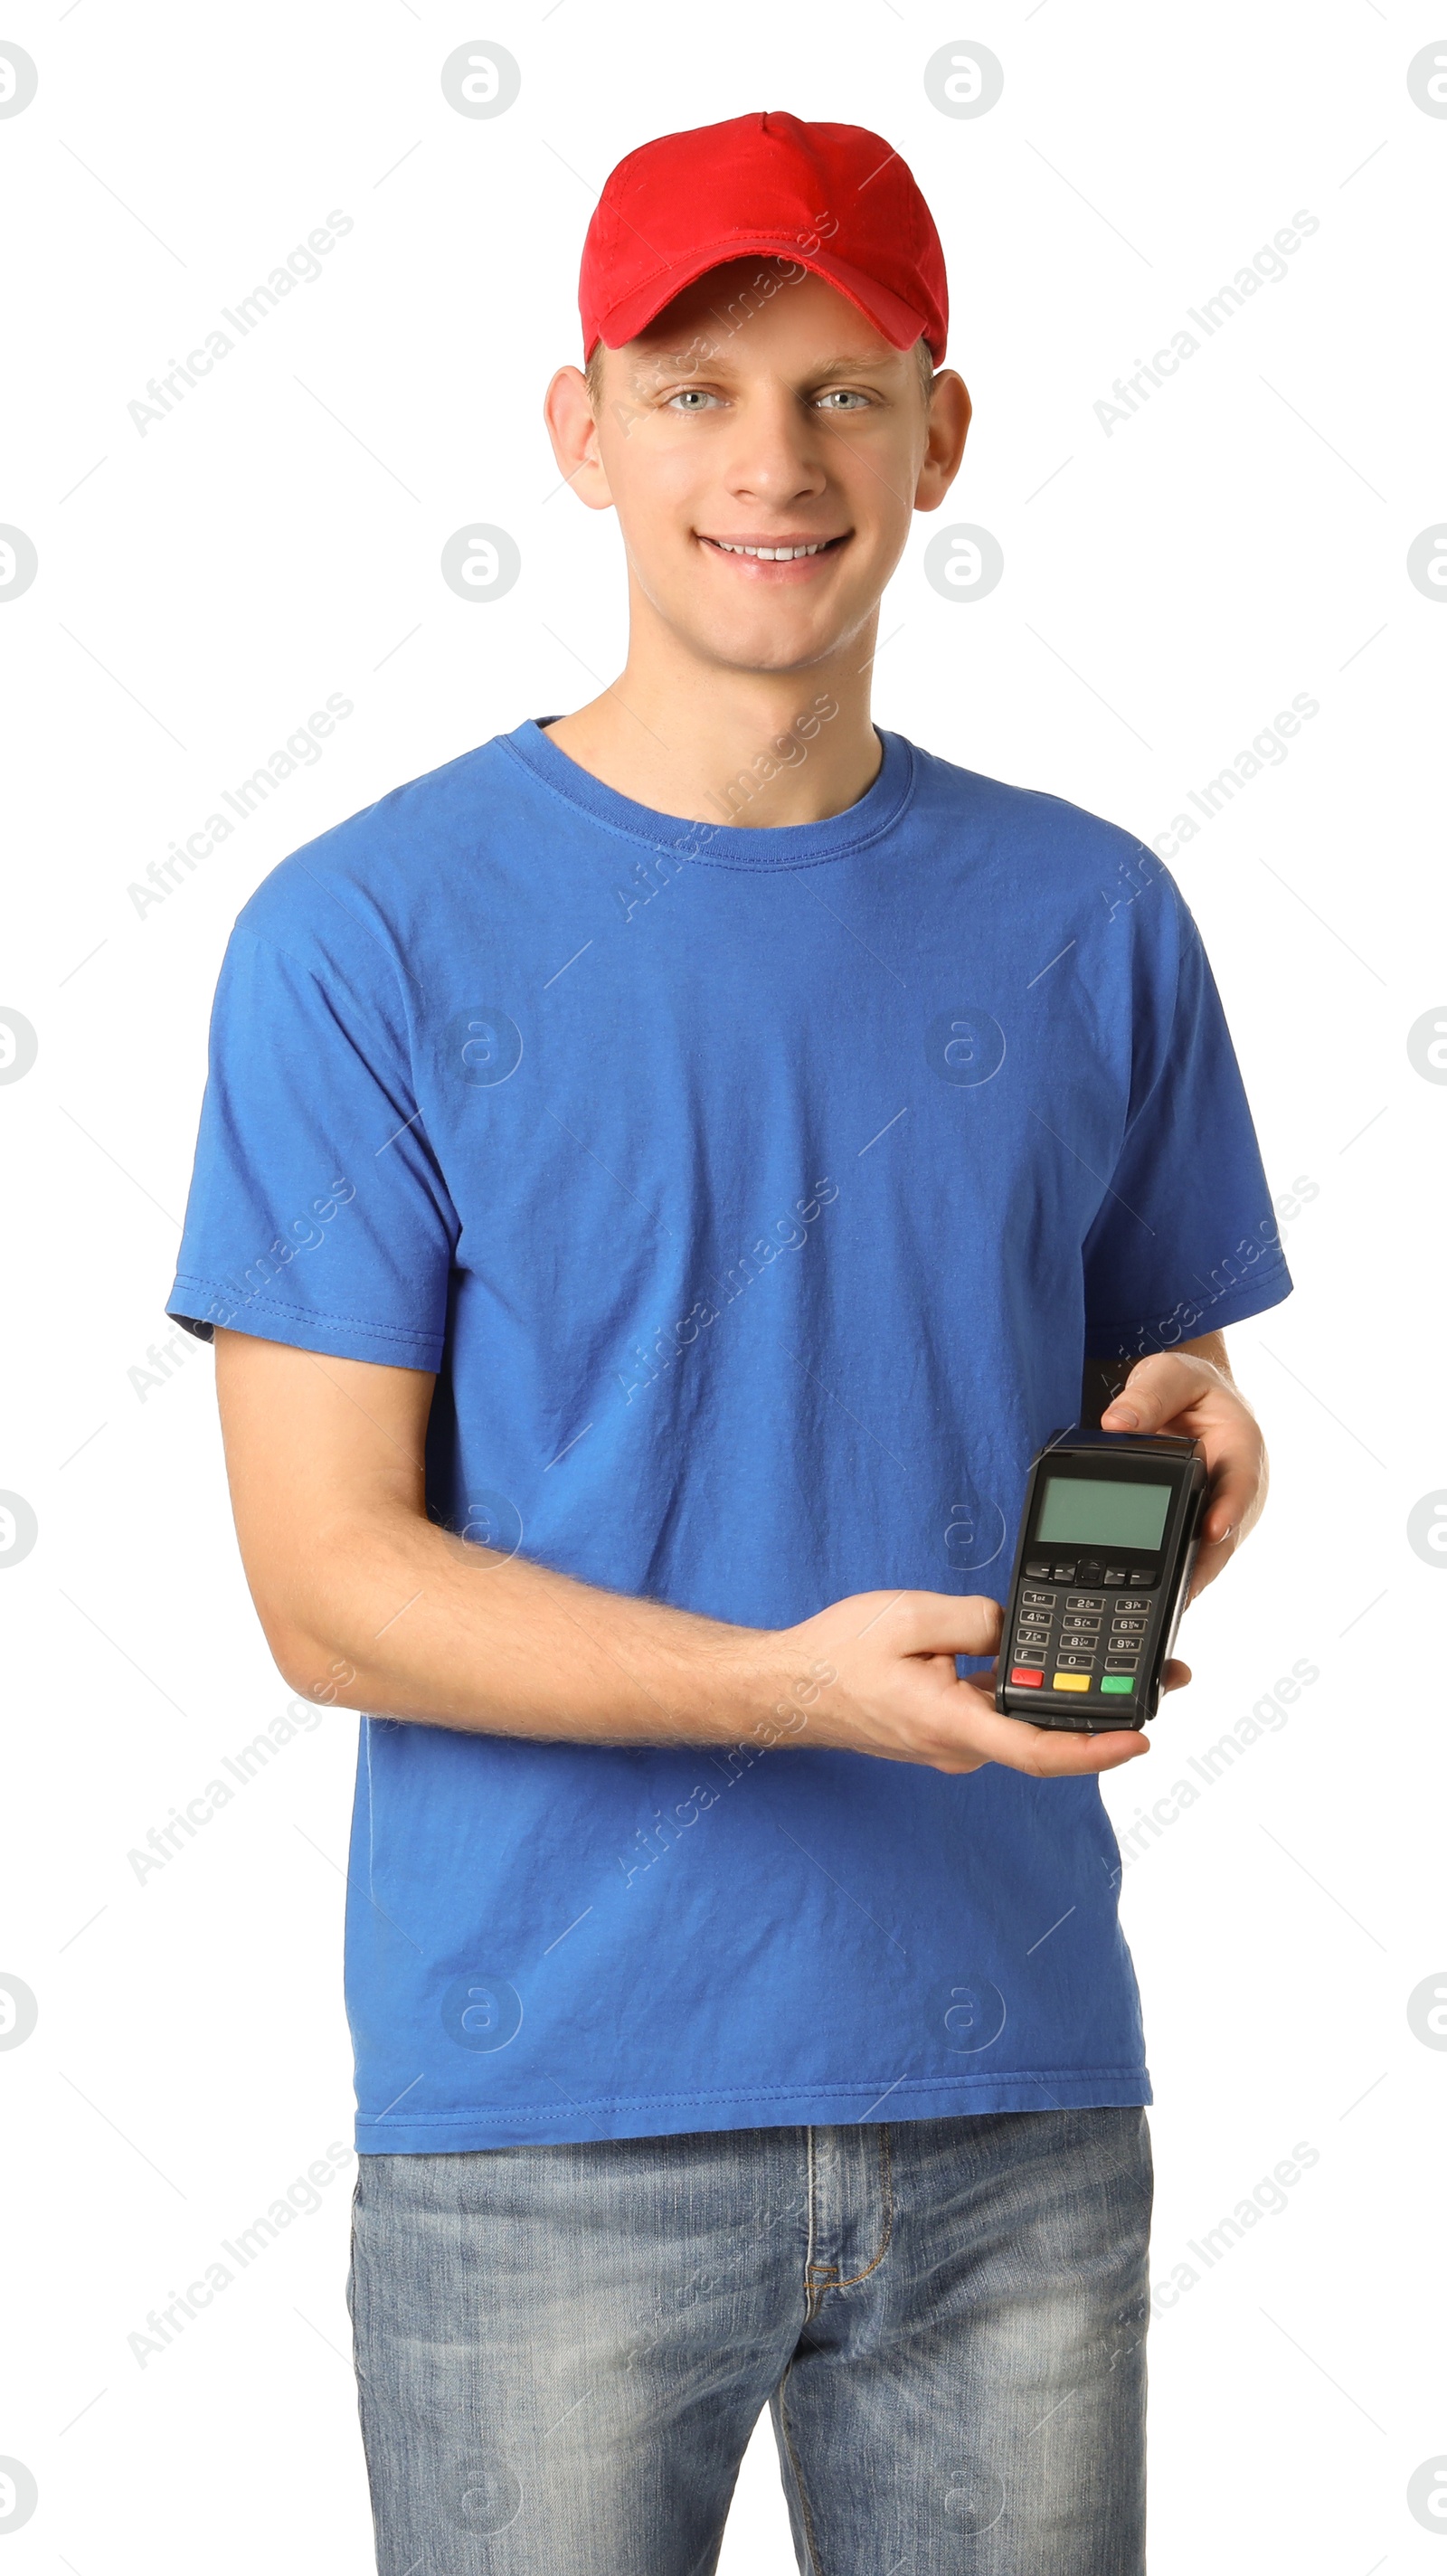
[
  {"left": 1008, "top": 1668, "right": 1138, "bottom": 1696},
  {"left": 1025, "top": 1560, "right": 1157, "bottom": 1586}
]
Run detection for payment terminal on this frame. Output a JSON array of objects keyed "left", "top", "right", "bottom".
[{"left": 995, "top": 1426, "right": 1208, "bottom": 1728}]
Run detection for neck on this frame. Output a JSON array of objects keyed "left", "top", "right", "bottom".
[{"left": 541, "top": 594, "right": 884, "bottom": 829}]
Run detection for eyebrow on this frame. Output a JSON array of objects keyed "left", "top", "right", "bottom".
[
  {"left": 625, "top": 344, "right": 903, "bottom": 385},
  {"left": 790, "top": 348, "right": 903, "bottom": 374}
]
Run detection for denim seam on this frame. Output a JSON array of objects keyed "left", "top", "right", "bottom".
[
  {"left": 775, "top": 2368, "right": 827, "bottom": 2576},
  {"left": 345, "top": 2172, "right": 391, "bottom": 2556},
  {"left": 827, "top": 2126, "right": 894, "bottom": 2291},
  {"left": 802, "top": 2127, "right": 818, "bottom": 2282}
]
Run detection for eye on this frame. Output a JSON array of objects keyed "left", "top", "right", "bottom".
[
  {"left": 814, "top": 388, "right": 873, "bottom": 410},
  {"left": 666, "top": 386, "right": 722, "bottom": 411}
]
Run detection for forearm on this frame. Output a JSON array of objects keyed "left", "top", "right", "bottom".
[
  {"left": 213, "top": 1333, "right": 1144, "bottom": 1779},
  {"left": 271, "top": 1503, "right": 795, "bottom": 1747}
]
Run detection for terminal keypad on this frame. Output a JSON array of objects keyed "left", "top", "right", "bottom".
[{"left": 1008, "top": 1568, "right": 1159, "bottom": 1700}]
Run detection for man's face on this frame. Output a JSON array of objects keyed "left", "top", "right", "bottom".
[{"left": 572, "top": 259, "right": 968, "bottom": 677}]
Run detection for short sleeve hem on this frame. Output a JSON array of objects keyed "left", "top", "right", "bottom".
[
  {"left": 1085, "top": 1248, "right": 1293, "bottom": 1359},
  {"left": 166, "top": 1274, "right": 444, "bottom": 1372}
]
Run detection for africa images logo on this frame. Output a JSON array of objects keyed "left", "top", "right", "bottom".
[
  {"left": 125, "top": 212, "right": 355, "bottom": 437},
  {"left": 1092, "top": 211, "right": 1320, "bottom": 435}
]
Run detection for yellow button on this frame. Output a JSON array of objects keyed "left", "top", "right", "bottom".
[{"left": 1052, "top": 1672, "right": 1091, "bottom": 1691}]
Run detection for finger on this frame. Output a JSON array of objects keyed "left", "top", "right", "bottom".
[
  {"left": 957, "top": 1677, "right": 1149, "bottom": 1774},
  {"left": 1186, "top": 1534, "right": 1233, "bottom": 1600},
  {"left": 1199, "top": 1452, "right": 1257, "bottom": 1546},
  {"left": 1160, "top": 1658, "right": 1191, "bottom": 1693},
  {"left": 1101, "top": 1350, "right": 1215, "bottom": 1433},
  {"left": 885, "top": 1590, "right": 1005, "bottom": 1659}
]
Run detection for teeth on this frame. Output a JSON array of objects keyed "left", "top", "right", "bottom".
[{"left": 710, "top": 539, "right": 832, "bottom": 559}]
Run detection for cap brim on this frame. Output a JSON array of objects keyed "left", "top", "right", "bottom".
[{"left": 593, "top": 241, "right": 939, "bottom": 364}]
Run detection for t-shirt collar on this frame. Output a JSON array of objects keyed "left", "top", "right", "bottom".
[{"left": 498, "top": 715, "right": 915, "bottom": 870}]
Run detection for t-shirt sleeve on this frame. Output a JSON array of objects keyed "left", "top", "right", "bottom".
[
  {"left": 1081, "top": 886, "right": 1292, "bottom": 1359},
  {"left": 166, "top": 923, "right": 455, "bottom": 1369}
]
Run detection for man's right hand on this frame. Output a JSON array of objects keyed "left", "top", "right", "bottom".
[{"left": 775, "top": 1588, "right": 1167, "bottom": 1776}]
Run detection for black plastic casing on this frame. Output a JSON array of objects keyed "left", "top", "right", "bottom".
[{"left": 994, "top": 1425, "right": 1208, "bottom": 1729}]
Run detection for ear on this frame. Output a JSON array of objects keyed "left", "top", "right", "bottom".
[
  {"left": 913, "top": 371, "right": 972, "bottom": 513},
  {"left": 543, "top": 365, "right": 616, "bottom": 514}
]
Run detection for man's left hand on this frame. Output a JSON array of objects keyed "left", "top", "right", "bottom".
[{"left": 1099, "top": 1337, "right": 1266, "bottom": 1601}]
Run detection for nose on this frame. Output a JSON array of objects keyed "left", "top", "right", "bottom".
[{"left": 720, "top": 381, "right": 830, "bottom": 511}]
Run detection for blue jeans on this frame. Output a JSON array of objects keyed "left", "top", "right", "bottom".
[{"left": 347, "top": 2107, "right": 1152, "bottom": 2574}]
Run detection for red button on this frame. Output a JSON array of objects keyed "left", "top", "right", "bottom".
[{"left": 1009, "top": 1667, "right": 1044, "bottom": 1686}]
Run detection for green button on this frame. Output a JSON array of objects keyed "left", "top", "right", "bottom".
[{"left": 1100, "top": 1674, "right": 1136, "bottom": 1694}]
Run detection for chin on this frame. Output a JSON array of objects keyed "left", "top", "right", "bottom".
[{"left": 683, "top": 609, "right": 845, "bottom": 668}]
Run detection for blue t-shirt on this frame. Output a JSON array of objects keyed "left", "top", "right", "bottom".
[{"left": 168, "top": 718, "right": 1291, "bottom": 2151}]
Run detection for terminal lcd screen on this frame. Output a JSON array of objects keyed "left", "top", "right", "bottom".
[{"left": 1034, "top": 1476, "right": 1172, "bottom": 1553}]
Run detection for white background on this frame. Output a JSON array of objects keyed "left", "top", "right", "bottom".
[{"left": 2, "top": 1, "right": 1443, "bottom": 2567}]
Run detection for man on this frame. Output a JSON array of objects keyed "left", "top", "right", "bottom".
[{"left": 168, "top": 111, "right": 1289, "bottom": 2576}]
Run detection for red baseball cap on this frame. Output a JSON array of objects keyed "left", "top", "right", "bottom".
[{"left": 579, "top": 110, "right": 948, "bottom": 369}]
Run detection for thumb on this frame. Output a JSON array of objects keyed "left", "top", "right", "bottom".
[{"left": 875, "top": 1590, "right": 1004, "bottom": 1659}]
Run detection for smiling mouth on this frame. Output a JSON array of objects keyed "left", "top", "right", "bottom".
[{"left": 698, "top": 533, "right": 850, "bottom": 561}]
